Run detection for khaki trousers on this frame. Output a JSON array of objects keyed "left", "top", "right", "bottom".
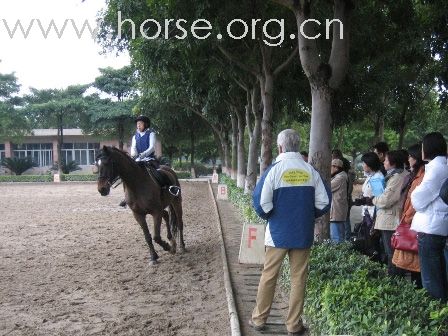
[{"left": 252, "top": 246, "right": 310, "bottom": 333}]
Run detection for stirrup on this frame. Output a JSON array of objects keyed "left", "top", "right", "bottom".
[{"left": 168, "top": 186, "right": 180, "bottom": 197}]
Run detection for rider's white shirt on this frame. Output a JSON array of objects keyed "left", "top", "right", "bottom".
[{"left": 130, "top": 129, "right": 156, "bottom": 161}]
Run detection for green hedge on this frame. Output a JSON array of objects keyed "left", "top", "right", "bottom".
[
  {"left": 220, "top": 174, "right": 264, "bottom": 224},
  {"left": 172, "top": 162, "right": 213, "bottom": 176},
  {"left": 63, "top": 174, "right": 97, "bottom": 181},
  {"left": 0, "top": 174, "right": 97, "bottom": 182},
  {"left": 0, "top": 175, "right": 53, "bottom": 182},
  {"left": 219, "top": 174, "right": 448, "bottom": 335},
  {"left": 176, "top": 171, "right": 193, "bottom": 179},
  {"left": 0, "top": 172, "right": 205, "bottom": 182},
  {"left": 281, "top": 242, "right": 448, "bottom": 336}
]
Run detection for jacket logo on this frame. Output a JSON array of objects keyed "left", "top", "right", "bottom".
[{"left": 281, "top": 169, "right": 310, "bottom": 185}]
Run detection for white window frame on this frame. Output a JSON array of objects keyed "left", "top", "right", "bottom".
[
  {"left": 12, "top": 143, "right": 53, "bottom": 167},
  {"left": 61, "top": 142, "right": 99, "bottom": 165}
]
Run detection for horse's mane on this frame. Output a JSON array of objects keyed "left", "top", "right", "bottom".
[{"left": 108, "top": 146, "right": 138, "bottom": 166}]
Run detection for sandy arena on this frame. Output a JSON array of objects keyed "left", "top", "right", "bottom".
[{"left": 0, "top": 181, "right": 229, "bottom": 336}]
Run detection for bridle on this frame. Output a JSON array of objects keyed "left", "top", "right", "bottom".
[{"left": 97, "top": 156, "right": 121, "bottom": 188}]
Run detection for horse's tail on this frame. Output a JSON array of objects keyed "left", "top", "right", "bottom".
[{"left": 169, "top": 204, "right": 178, "bottom": 239}]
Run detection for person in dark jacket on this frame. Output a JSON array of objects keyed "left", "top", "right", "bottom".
[{"left": 373, "top": 141, "right": 389, "bottom": 176}]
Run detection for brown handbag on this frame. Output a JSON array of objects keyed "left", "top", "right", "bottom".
[{"left": 391, "top": 221, "right": 418, "bottom": 252}]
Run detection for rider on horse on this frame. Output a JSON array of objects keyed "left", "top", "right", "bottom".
[
  {"left": 131, "top": 115, "right": 157, "bottom": 164},
  {"left": 119, "top": 115, "right": 180, "bottom": 207}
]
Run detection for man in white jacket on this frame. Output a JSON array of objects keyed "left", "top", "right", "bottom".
[
  {"left": 250, "top": 129, "right": 331, "bottom": 335},
  {"left": 411, "top": 132, "right": 448, "bottom": 302}
]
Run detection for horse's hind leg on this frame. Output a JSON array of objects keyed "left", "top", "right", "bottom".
[
  {"left": 173, "top": 200, "right": 186, "bottom": 253},
  {"left": 133, "top": 212, "right": 159, "bottom": 265},
  {"left": 162, "top": 209, "right": 176, "bottom": 254},
  {"left": 152, "top": 212, "right": 172, "bottom": 253}
]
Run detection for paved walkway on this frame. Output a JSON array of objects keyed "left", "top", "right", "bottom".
[{"left": 214, "top": 189, "right": 291, "bottom": 336}]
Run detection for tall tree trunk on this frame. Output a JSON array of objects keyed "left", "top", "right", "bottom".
[
  {"left": 213, "top": 131, "right": 224, "bottom": 173},
  {"left": 189, "top": 107, "right": 231, "bottom": 176},
  {"left": 397, "top": 105, "right": 408, "bottom": 149},
  {"left": 285, "top": 0, "right": 351, "bottom": 240},
  {"left": 260, "top": 72, "right": 274, "bottom": 175},
  {"left": 235, "top": 108, "right": 247, "bottom": 188},
  {"left": 230, "top": 112, "right": 238, "bottom": 180},
  {"left": 118, "top": 119, "right": 124, "bottom": 150},
  {"left": 336, "top": 126, "right": 344, "bottom": 150},
  {"left": 58, "top": 113, "right": 63, "bottom": 175},
  {"left": 190, "top": 128, "right": 195, "bottom": 178},
  {"left": 218, "top": 42, "right": 297, "bottom": 177},
  {"left": 245, "top": 86, "right": 262, "bottom": 193},
  {"left": 351, "top": 149, "right": 357, "bottom": 169},
  {"left": 309, "top": 87, "right": 333, "bottom": 240},
  {"left": 373, "top": 113, "right": 385, "bottom": 145},
  {"left": 223, "top": 130, "right": 231, "bottom": 176}
]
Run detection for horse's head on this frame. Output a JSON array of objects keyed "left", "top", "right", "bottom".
[{"left": 95, "top": 146, "right": 119, "bottom": 196}]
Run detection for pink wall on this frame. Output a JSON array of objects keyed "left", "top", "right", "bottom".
[{"left": 4, "top": 141, "right": 12, "bottom": 158}]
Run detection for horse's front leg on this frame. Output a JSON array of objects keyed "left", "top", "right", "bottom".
[
  {"left": 152, "top": 212, "right": 172, "bottom": 253},
  {"left": 132, "top": 212, "right": 159, "bottom": 265}
]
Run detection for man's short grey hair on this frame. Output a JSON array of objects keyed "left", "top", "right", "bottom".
[{"left": 277, "top": 129, "right": 301, "bottom": 152}]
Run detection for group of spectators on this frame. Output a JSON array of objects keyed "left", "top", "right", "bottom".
[
  {"left": 248, "top": 129, "right": 447, "bottom": 336},
  {"left": 329, "top": 133, "right": 448, "bottom": 302}
]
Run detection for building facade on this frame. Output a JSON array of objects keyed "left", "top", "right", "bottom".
[{"left": 1, "top": 129, "right": 123, "bottom": 174}]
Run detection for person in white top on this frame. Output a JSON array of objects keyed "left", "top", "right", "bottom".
[
  {"left": 354, "top": 152, "right": 385, "bottom": 219},
  {"left": 119, "top": 116, "right": 179, "bottom": 207},
  {"left": 131, "top": 115, "right": 157, "bottom": 163},
  {"left": 411, "top": 132, "right": 448, "bottom": 302}
]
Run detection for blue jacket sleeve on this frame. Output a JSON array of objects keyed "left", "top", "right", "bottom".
[{"left": 252, "top": 164, "right": 276, "bottom": 220}]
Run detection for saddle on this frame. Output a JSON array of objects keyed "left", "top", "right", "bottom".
[{"left": 138, "top": 160, "right": 180, "bottom": 196}]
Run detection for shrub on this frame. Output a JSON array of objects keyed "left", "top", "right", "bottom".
[
  {"left": 1, "top": 157, "right": 38, "bottom": 175},
  {"left": 172, "top": 162, "right": 213, "bottom": 176},
  {"left": 51, "top": 160, "right": 81, "bottom": 174},
  {"left": 220, "top": 174, "right": 264, "bottom": 225},
  {"left": 175, "top": 171, "right": 192, "bottom": 179},
  {"left": 280, "top": 242, "right": 448, "bottom": 336}
]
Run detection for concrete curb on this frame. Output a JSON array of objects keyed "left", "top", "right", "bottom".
[{"left": 208, "top": 180, "right": 241, "bottom": 336}]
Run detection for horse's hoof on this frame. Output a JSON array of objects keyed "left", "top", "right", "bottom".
[
  {"left": 149, "top": 259, "right": 158, "bottom": 266},
  {"left": 170, "top": 241, "right": 177, "bottom": 254},
  {"left": 179, "top": 246, "right": 186, "bottom": 254}
]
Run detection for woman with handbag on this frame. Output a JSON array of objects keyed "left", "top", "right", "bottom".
[
  {"left": 370, "top": 151, "right": 408, "bottom": 276},
  {"left": 411, "top": 132, "right": 448, "bottom": 302},
  {"left": 353, "top": 153, "right": 384, "bottom": 260},
  {"left": 392, "top": 144, "right": 425, "bottom": 288}
]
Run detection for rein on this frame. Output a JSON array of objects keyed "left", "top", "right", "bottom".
[{"left": 99, "top": 159, "right": 120, "bottom": 187}]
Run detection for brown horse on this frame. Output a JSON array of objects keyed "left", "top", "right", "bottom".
[{"left": 96, "top": 146, "right": 185, "bottom": 265}]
